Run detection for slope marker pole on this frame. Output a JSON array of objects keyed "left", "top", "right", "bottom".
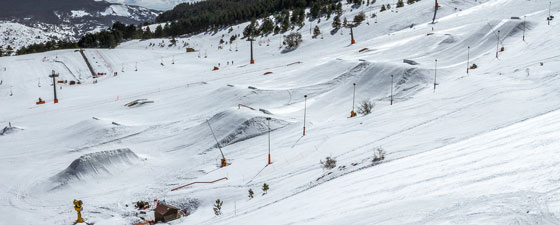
[
  {"left": 523, "top": 16, "right": 526, "bottom": 41},
  {"left": 303, "top": 95, "right": 307, "bottom": 136},
  {"left": 496, "top": 30, "right": 500, "bottom": 58},
  {"left": 390, "top": 75, "right": 394, "bottom": 105},
  {"left": 433, "top": 59, "right": 438, "bottom": 93},
  {"left": 548, "top": 1, "right": 552, "bottom": 25},
  {"left": 353, "top": 83, "right": 356, "bottom": 110},
  {"left": 467, "top": 46, "right": 470, "bottom": 75},
  {"left": 267, "top": 117, "right": 272, "bottom": 165}
]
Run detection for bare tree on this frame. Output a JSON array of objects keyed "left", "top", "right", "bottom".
[
  {"left": 320, "top": 156, "right": 337, "bottom": 169},
  {"left": 357, "top": 100, "right": 374, "bottom": 115}
]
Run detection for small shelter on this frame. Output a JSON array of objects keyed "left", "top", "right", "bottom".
[{"left": 154, "top": 203, "right": 183, "bottom": 222}]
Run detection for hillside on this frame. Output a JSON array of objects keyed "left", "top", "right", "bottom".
[
  {"left": 0, "top": 0, "right": 158, "bottom": 54},
  {"left": 1, "top": 0, "right": 560, "bottom": 224}
]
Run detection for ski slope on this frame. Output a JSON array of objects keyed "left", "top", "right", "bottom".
[{"left": 1, "top": 0, "right": 560, "bottom": 224}]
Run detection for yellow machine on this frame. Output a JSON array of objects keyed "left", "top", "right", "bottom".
[
  {"left": 350, "top": 111, "right": 357, "bottom": 118},
  {"left": 73, "top": 199, "right": 85, "bottom": 223}
]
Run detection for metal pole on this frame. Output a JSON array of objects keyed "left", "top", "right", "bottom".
[
  {"left": 496, "top": 30, "right": 500, "bottom": 58},
  {"left": 433, "top": 59, "right": 437, "bottom": 93},
  {"left": 549, "top": 1, "right": 552, "bottom": 25},
  {"left": 523, "top": 16, "right": 526, "bottom": 41},
  {"left": 467, "top": 46, "right": 470, "bottom": 74},
  {"left": 303, "top": 95, "right": 307, "bottom": 136},
  {"left": 352, "top": 83, "right": 356, "bottom": 111},
  {"left": 390, "top": 75, "right": 393, "bottom": 105},
  {"left": 350, "top": 25, "right": 355, "bottom": 44},
  {"left": 266, "top": 117, "right": 271, "bottom": 165},
  {"left": 49, "top": 70, "right": 59, "bottom": 103},
  {"left": 52, "top": 73, "right": 57, "bottom": 102},
  {"left": 250, "top": 39, "right": 255, "bottom": 64},
  {"left": 207, "top": 120, "right": 225, "bottom": 161}
]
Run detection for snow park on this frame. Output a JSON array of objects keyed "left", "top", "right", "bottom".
[{"left": 1, "top": 0, "right": 560, "bottom": 224}]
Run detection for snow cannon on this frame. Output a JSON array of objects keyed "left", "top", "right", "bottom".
[
  {"left": 73, "top": 199, "right": 85, "bottom": 223},
  {"left": 350, "top": 111, "right": 357, "bottom": 118},
  {"left": 36, "top": 98, "right": 46, "bottom": 105}
]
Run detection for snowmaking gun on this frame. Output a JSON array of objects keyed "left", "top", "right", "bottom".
[
  {"left": 206, "top": 120, "right": 229, "bottom": 167},
  {"left": 432, "top": 0, "right": 439, "bottom": 24}
]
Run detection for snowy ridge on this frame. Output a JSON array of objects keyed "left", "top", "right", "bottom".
[{"left": 49, "top": 148, "right": 141, "bottom": 190}]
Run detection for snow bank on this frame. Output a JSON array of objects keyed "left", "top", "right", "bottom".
[
  {"left": 49, "top": 148, "right": 141, "bottom": 190},
  {"left": 181, "top": 109, "right": 289, "bottom": 152}
]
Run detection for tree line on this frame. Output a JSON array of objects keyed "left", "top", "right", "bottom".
[{"left": 15, "top": 0, "right": 416, "bottom": 55}]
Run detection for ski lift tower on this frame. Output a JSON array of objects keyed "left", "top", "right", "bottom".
[
  {"left": 48, "top": 70, "right": 59, "bottom": 103},
  {"left": 248, "top": 37, "right": 255, "bottom": 64},
  {"left": 347, "top": 21, "right": 357, "bottom": 45}
]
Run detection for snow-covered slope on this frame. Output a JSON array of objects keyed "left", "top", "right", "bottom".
[
  {"left": 0, "top": 22, "right": 71, "bottom": 54},
  {"left": 1, "top": 0, "right": 560, "bottom": 224},
  {"left": 0, "top": 0, "right": 158, "bottom": 53}
]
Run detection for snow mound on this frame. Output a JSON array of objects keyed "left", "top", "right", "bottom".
[
  {"left": 62, "top": 119, "right": 145, "bottom": 152},
  {"left": 181, "top": 109, "right": 289, "bottom": 151},
  {"left": 49, "top": 148, "right": 141, "bottom": 190}
]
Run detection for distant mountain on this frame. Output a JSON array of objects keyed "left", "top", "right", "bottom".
[
  {"left": 0, "top": 0, "right": 159, "bottom": 53},
  {"left": 104, "top": 0, "right": 201, "bottom": 10}
]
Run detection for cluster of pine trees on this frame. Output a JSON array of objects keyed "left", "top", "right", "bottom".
[
  {"left": 16, "top": 40, "right": 77, "bottom": 55},
  {"left": 241, "top": 1, "right": 343, "bottom": 38},
  {"left": 15, "top": 0, "right": 421, "bottom": 55},
  {"left": 78, "top": 22, "right": 143, "bottom": 48},
  {"left": 156, "top": 0, "right": 340, "bottom": 37}
]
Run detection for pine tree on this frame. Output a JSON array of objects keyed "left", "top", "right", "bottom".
[
  {"left": 343, "top": 17, "right": 348, "bottom": 27},
  {"left": 332, "top": 15, "right": 342, "bottom": 29},
  {"left": 154, "top": 25, "right": 164, "bottom": 38},
  {"left": 213, "top": 199, "right": 223, "bottom": 216},
  {"left": 260, "top": 17, "right": 275, "bottom": 35},
  {"left": 281, "top": 11, "right": 291, "bottom": 32},
  {"left": 336, "top": 2, "right": 343, "bottom": 16},
  {"left": 248, "top": 189, "right": 254, "bottom": 199},
  {"left": 380, "top": 4, "right": 386, "bottom": 12},
  {"left": 354, "top": 12, "right": 366, "bottom": 24},
  {"left": 262, "top": 183, "right": 269, "bottom": 195},
  {"left": 396, "top": 0, "right": 404, "bottom": 8},
  {"left": 310, "top": 3, "right": 321, "bottom": 19},
  {"left": 313, "top": 25, "right": 321, "bottom": 38}
]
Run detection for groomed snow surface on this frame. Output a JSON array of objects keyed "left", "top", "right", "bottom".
[{"left": 1, "top": 0, "right": 560, "bottom": 224}]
